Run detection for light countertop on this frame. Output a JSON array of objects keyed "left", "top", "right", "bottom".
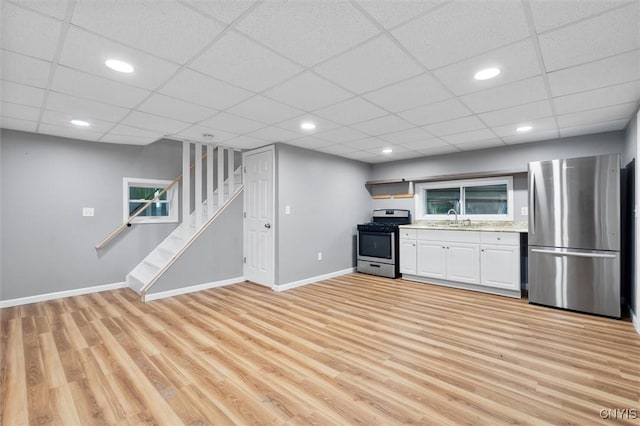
[{"left": 400, "top": 221, "right": 528, "bottom": 233}]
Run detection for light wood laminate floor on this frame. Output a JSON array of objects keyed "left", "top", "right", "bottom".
[{"left": 1, "top": 274, "right": 639, "bottom": 425}]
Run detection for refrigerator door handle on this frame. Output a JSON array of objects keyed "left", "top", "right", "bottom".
[
  {"left": 530, "top": 248, "right": 617, "bottom": 259},
  {"left": 529, "top": 173, "right": 535, "bottom": 236}
]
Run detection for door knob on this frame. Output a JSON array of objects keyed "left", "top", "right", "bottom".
[{"left": 264, "top": 223, "right": 271, "bottom": 229}]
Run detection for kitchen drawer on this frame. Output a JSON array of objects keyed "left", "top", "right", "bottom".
[
  {"left": 399, "top": 228, "right": 417, "bottom": 239},
  {"left": 417, "top": 229, "right": 480, "bottom": 244},
  {"left": 480, "top": 232, "right": 520, "bottom": 246}
]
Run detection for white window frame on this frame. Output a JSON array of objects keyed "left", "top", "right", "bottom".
[
  {"left": 415, "top": 176, "right": 514, "bottom": 221},
  {"left": 123, "top": 177, "right": 178, "bottom": 224}
]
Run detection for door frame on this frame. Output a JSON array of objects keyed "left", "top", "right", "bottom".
[{"left": 242, "top": 144, "right": 276, "bottom": 288}]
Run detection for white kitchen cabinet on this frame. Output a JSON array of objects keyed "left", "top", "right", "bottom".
[
  {"left": 447, "top": 243, "right": 480, "bottom": 284},
  {"left": 417, "top": 240, "right": 447, "bottom": 279},
  {"left": 399, "top": 239, "right": 417, "bottom": 275},
  {"left": 480, "top": 232, "right": 520, "bottom": 290}
]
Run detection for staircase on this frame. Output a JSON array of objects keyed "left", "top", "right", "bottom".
[{"left": 125, "top": 142, "right": 243, "bottom": 300}]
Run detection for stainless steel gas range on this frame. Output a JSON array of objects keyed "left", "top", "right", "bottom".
[{"left": 357, "top": 209, "right": 411, "bottom": 278}]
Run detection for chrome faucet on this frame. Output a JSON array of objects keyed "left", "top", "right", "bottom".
[{"left": 447, "top": 209, "right": 458, "bottom": 223}]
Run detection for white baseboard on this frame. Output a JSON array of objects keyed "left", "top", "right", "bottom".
[
  {"left": 273, "top": 268, "right": 355, "bottom": 292},
  {"left": 0, "top": 281, "right": 128, "bottom": 308},
  {"left": 631, "top": 308, "right": 640, "bottom": 335},
  {"left": 143, "top": 276, "right": 245, "bottom": 302}
]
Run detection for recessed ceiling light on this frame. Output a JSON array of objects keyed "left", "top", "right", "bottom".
[
  {"left": 474, "top": 67, "right": 501, "bottom": 80},
  {"left": 105, "top": 59, "right": 134, "bottom": 73},
  {"left": 70, "top": 119, "right": 90, "bottom": 127},
  {"left": 300, "top": 121, "right": 316, "bottom": 131},
  {"left": 382, "top": 148, "right": 393, "bottom": 154},
  {"left": 202, "top": 133, "right": 215, "bottom": 140},
  {"left": 516, "top": 125, "right": 533, "bottom": 132}
]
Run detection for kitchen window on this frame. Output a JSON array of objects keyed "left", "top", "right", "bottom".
[
  {"left": 415, "top": 177, "right": 513, "bottom": 221},
  {"left": 123, "top": 177, "right": 178, "bottom": 224}
]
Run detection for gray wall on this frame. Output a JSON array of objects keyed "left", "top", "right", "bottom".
[
  {"left": 624, "top": 109, "right": 639, "bottom": 324},
  {"left": 370, "top": 131, "right": 626, "bottom": 223},
  {"left": 275, "top": 143, "right": 371, "bottom": 286},
  {"left": 147, "top": 195, "right": 243, "bottom": 294},
  {"left": 1, "top": 130, "right": 182, "bottom": 300}
]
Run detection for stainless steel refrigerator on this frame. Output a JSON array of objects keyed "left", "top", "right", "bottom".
[{"left": 528, "top": 154, "right": 621, "bottom": 318}]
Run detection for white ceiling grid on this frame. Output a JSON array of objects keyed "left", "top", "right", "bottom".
[{"left": 0, "top": 0, "right": 638, "bottom": 163}]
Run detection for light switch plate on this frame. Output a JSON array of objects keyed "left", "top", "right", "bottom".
[
  {"left": 521, "top": 207, "right": 528, "bottom": 216},
  {"left": 82, "top": 207, "right": 94, "bottom": 217}
]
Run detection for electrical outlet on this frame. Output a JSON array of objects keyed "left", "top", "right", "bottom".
[
  {"left": 521, "top": 207, "right": 528, "bottom": 216},
  {"left": 317, "top": 252, "right": 322, "bottom": 261},
  {"left": 82, "top": 207, "right": 94, "bottom": 217},
  {"left": 285, "top": 205, "right": 291, "bottom": 215}
]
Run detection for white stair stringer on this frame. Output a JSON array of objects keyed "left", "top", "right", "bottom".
[{"left": 126, "top": 166, "right": 243, "bottom": 298}]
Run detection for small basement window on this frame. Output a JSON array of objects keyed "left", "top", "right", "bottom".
[
  {"left": 415, "top": 177, "right": 513, "bottom": 221},
  {"left": 123, "top": 177, "right": 178, "bottom": 223}
]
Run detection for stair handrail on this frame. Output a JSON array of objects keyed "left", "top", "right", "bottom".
[
  {"left": 95, "top": 146, "right": 217, "bottom": 250},
  {"left": 140, "top": 183, "right": 245, "bottom": 300}
]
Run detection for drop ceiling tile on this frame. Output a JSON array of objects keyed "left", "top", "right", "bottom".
[
  {"left": 2, "top": 102, "right": 40, "bottom": 121},
  {"left": 0, "top": 117, "right": 37, "bottom": 132},
  {"left": 455, "top": 139, "right": 505, "bottom": 151},
  {"left": 58, "top": 27, "right": 181, "bottom": 91},
  {"left": 175, "top": 124, "right": 237, "bottom": 143},
  {"left": 224, "top": 135, "right": 267, "bottom": 150},
  {"left": 2, "top": 3, "right": 61, "bottom": 61},
  {"left": 341, "top": 150, "right": 383, "bottom": 162},
  {"left": 99, "top": 134, "right": 157, "bottom": 145},
  {"left": 108, "top": 124, "right": 161, "bottom": 139},
  {"left": 315, "top": 143, "right": 359, "bottom": 155},
  {"left": 343, "top": 137, "right": 387, "bottom": 150},
  {"left": 398, "top": 98, "right": 471, "bottom": 126},
  {"left": 314, "top": 97, "right": 387, "bottom": 125},
  {"left": 553, "top": 81, "right": 640, "bottom": 115},
  {"left": 46, "top": 92, "right": 129, "bottom": 123},
  {"left": 277, "top": 115, "right": 342, "bottom": 135},
  {"left": 352, "top": 115, "right": 414, "bottom": 136},
  {"left": 38, "top": 123, "right": 104, "bottom": 141},
  {"left": 559, "top": 118, "right": 629, "bottom": 138},
  {"left": 51, "top": 66, "right": 151, "bottom": 108},
  {"left": 398, "top": 138, "right": 449, "bottom": 150},
  {"left": 235, "top": 1, "right": 380, "bottom": 67},
  {"left": 71, "top": 1, "right": 224, "bottom": 63},
  {"left": 502, "top": 129, "right": 558, "bottom": 145},
  {"left": 381, "top": 127, "right": 436, "bottom": 145},
  {"left": 441, "top": 128, "right": 497, "bottom": 144},
  {"left": 137, "top": 94, "right": 217, "bottom": 123},
  {"left": 492, "top": 117, "right": 557, "bottom": 138},
  {"left": 226, "top": 95, "right": 304, "bottom": 125},
  {"left": 288, "top": 137, "right": 335, "bottom": 150},
  {"left": 538, "top": 4, "right": 639, "bottom": 72},
  {"left": 246, "top": 126, "right": 301, "bottom": 143},
  {"left": 159, "top": 69, "right": 254, "bottom": 110},
  {"left": 362, "top": 73, "right": 451, "bottom": 113},
  {"left": 190, "top": 32, "right": 302, "bottom": 93},
  {"left": 41, "top": 109, "right": 115, "bottom": 133},
  {"left": 0, "top": 50, "right": 51, "bottom": 88},
  {"left": 314, "top": 35, "right": 423, "bottom": 94},
  {"left": 121, "top": 111, "right": 191, "bottom": 135},
  {"left": 433, "top": 39, "right": 541, "bottom": 96},
  {"left": 392, "top": 0, "right": 529, "bottom": 69},
  {"left": 1, "top": 80, "right": 45, "bottom": 107},
  {"left": 10, "top": 0, "right": 69, "bottom": 20},
  {"left": 557, "top": 102, "right": 638, "bottom": 128},
  {"left": 186, "top": 0, "right": 255, "bottom": 24},
  {"left": 199, "top": 111, "right": 266, "bottom": 134},
  {"left": 314, "top": 126, "right": 368, "bottom": 143},
  {"left": 423, "top": 116, "right": 486, "bottom": 137},
  {"left": 380, "top": 150, "right": 423, "bottom": 161},
  {"left": 478, "top": 100, "right": 553, "bottom": 127},
  {"left": 415, "top": 145, "right": 460, "bottom": 156},
  {"left": 460, "top": 76, "right": 548, "bottom": 114},
  {"left": 547, "top": 50, "right": 639, "bottom": 97},
  {"left": 529, "top": 0, "right": 632, "bottom": 33},
  {"left": 355, "top": 0, "right": 446, "bottom": 29},
  {"left": 263, "top": 71, "right": 352, "bottom": 112}
]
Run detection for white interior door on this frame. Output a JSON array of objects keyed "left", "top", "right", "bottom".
[{"left": 243, "top": 147, "right": 274, "bottom": 287}]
